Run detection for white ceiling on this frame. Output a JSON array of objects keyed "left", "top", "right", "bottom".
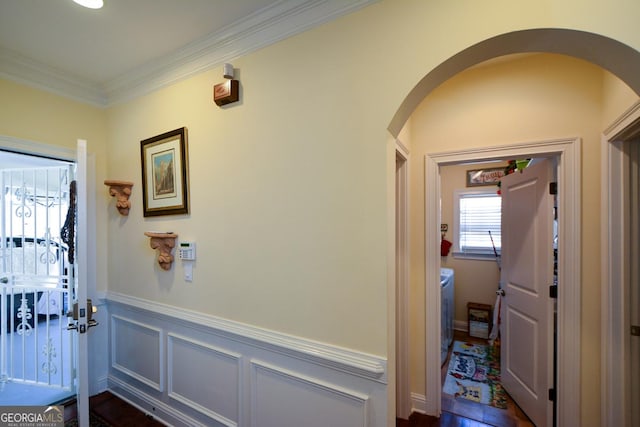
[{"left": 0, "top": 0, "right": 376, "bottom": 106}]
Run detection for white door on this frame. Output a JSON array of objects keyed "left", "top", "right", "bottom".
[
  {"left": 500, "top": 159, "right": 554, "bottom": 427},
  {"left": 73, "top": 139, "right": 91, "bottom": 426},
  {"left": 0, "top": 155, "right": 75, "bottom": 403}
]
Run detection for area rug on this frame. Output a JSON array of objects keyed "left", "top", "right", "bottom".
[{"left": 443, "top": 341, "right": 507, "bottom": 409}]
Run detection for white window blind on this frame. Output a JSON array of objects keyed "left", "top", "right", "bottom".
[{"left": 454, "top": 190, "right": 502, "bottom": 257}]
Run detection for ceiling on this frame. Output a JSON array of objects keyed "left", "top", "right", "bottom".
[{"left": 0, "top": 0, "right": 376, "bottom": 107}]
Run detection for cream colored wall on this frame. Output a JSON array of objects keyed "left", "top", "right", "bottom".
[
  {"left": 440, "top": 162, "right": 505, "bottom": 323},
  {"left": 104, "top": 31, "right": 394, "bottom": 355},
  {"left": 103, "top": 0, "right": 640, "bottom": 362},
  {"left": 101, "top": 2, "right": 640, "bottom": 424},
  {"left": 3, "top": 0, "right": 640, "bottom": 424},
  {"left": 407, "top": 53, "right": 636, "bottom": 424},
  {"left": 601, "top": 71, "right": 639, "bottom": 128},
  {"left": 0, "top": 78, "right": 109, "bottom": 294}
]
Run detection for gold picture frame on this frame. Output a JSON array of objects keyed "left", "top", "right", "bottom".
[{"left": 140, "top": 127, "right": 189, "bottom": 217}]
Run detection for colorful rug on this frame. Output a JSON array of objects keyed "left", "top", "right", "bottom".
[{"left": 443, "top": 340, "right": 507, "bottom": 409}]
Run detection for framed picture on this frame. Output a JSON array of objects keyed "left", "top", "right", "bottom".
[
  {"left": 466, "top": 167, "right": 505, "bottom": 187},
  {"left": 140, "top": 127, "right": 189, "bottom": 217}
]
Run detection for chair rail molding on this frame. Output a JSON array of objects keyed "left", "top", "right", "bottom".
[
  {"left": 106, "top": 292, "right": 385, "bottom": 382},
  {"left": 106, "top": 292, "right": 388, "bottom": 427}
]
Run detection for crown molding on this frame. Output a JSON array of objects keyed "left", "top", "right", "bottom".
[
  {"left": 0, "top": 0, "right": 379, "bottom": 108},
  {"left": 0, "top": 47, "right": 107, "bottom": 107}
]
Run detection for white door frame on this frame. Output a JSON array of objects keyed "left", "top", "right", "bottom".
[
  {"left": 601, "top": 100, "right": 640, "bottom": 427},
  {"left": 0, "top": 135, "right": 100, "bottom": 419},
  {"left": 395, "top": 143, "right": 411, "bottom": 419},
  {"left": 0, "top": 135, "right": 75, "bottom": 161},
  {"left": 424, "top": 138, "right": 581, "bottom": 427},
  {"left": 75, "top": 139, "right": 90, "bottom": 427}
]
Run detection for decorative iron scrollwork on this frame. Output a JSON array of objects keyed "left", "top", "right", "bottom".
[
  {"left": 16, "top": 297, "right": 33, "bottom": 336},
  {"left": 42, "top": 338, "right": 58, "bottom": 375}
]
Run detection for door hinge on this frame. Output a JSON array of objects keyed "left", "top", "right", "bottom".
[
  {"left": 631, "top": 325, "right": 640, "bottom": 336},
  {"left": 548, "top": 388, "right": 556, "bottom": 402},
  {"left": 549, "top": 284, "right": 558, "bottom": 299},
  {"left": 549, "top": 182, "right": 558, "bottom": 195}
]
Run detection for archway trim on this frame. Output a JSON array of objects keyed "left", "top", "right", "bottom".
[{"left": 389, "top": 28, "right": 640, "bottom": 138}]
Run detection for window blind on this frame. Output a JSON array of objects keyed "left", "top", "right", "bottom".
[{"left": 458, "top": 192, "right": 502, "bottom": 255}]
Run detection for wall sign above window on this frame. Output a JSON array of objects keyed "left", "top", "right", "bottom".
[{"left": 466, "top": 167, "right": 505, "bottom": 187}]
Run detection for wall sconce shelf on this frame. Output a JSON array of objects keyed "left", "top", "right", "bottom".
[
  {"left": 144, "top": 232, "right": 178, "bottom": 271},
  {"left": 104, "top": 180, "right": 133, "bottom": 215}
]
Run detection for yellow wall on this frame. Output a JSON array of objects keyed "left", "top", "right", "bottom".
[
  {"left": 0, "top": 79, "right": 106, "bottom": 152},
  {"left": 407, "top": 53, "right": 636, "bottom": 424},
  {"left": 0, "top": 79, "right": 109, "bottom": 295},
  {"left": 3, "top": 0, "right": 640, "bottom": 424},
  {"left": 601, "top": 71, "right": 640, "bottom": 128}
]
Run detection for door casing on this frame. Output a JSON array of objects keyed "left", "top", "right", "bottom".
[
  {"left": 395, "top": 145, "right": 411, "bottom": 419},
  {"left": 601, "top": 100, "right": 640, "bottom": 427},
  {"left": 0, "top": 135, "right": 102, "bottom": 411},
  {"left": 424, "top": 138, "right": 581, "bottom": 427}
]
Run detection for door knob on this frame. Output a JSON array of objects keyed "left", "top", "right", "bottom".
[{"left": 66, "top": 299, "right": 99, "bottom": 332}]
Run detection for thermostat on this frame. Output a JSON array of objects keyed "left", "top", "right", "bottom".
[{"left": 178, "top": 242, "right": 196, "bottom": 260}]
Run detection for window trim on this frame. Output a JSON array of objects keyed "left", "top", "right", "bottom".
[{"left": 452, "top": 188, "right": 502, "bottom": 260}]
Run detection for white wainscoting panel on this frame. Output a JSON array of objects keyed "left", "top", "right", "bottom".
[
  {"left": 251, "top": 360, "right": 369, "bottom": 427},
  {"left": 111, "top": 315, "right": 163, "bottom": 391},
  {"left": 106, "top": 293, "right": 388, "bottom": 427},
  {"left": 168, "top": 333, "right": 242, "bottom": 427}
]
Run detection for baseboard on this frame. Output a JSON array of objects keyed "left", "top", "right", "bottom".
[
  {"left": 454, "top": 320, "right": 468, "bottom": 332},
  {"left": 410, "top": 392, "right": 426, "bottom": 414},
  {"left": 90, "top": 374, "right": 109, "bottom": 397},
  {"left": 108, "top": 376, "right": 198, "bottom": 427}
]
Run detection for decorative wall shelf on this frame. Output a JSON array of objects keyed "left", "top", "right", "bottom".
[
  {"left": 104, "top": 180, "right": 134, "bottom": 215},
  {"left": 144, "top": 232, "right": 178, "bottom": 271}
]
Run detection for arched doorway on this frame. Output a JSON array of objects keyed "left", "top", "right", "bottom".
[
  {"left": 390, "top": 28, "right": 640, "bottom": 427},
  {"left": 389, "top": 28, "right": 640, "bottom": 138}
]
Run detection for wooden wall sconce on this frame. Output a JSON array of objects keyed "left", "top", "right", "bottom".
[
  {"left": 104, "top": 180, "right": 133, "bottom": 215},
  {"left": 214, "top": 63, "right": 239, "bottom": 106},
  {"left": 144, "top": 232, "right": 178, "bottom": 271},
  {"left": 214, "top": 79, "right": 239, "bottom": 106}
]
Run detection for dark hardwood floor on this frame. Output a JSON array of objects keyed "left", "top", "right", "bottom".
[
  {"left": 397, "top": 410, "right": 501, "bottom": 427},
  {"left": 64, "top": 391, "right": 165, "bottom": 426}
]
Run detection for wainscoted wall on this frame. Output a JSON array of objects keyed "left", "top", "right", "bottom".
[{"left": 106, "top": 292, "right": 388, "bottom": 427}]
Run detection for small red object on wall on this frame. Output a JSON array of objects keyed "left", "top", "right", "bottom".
[{"left": 441, "top": 238, "right": 452, "bottom": 256}]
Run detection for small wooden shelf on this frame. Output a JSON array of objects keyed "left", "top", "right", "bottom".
[
  {"left": 468, "top": 302, "right": 492, "bottom": 339},
  {"left": 104, "top": 180, "right": 134, "bottom": 216},
  {"left": 144, "top": 232, "right": 178, "bottom": 271}
]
